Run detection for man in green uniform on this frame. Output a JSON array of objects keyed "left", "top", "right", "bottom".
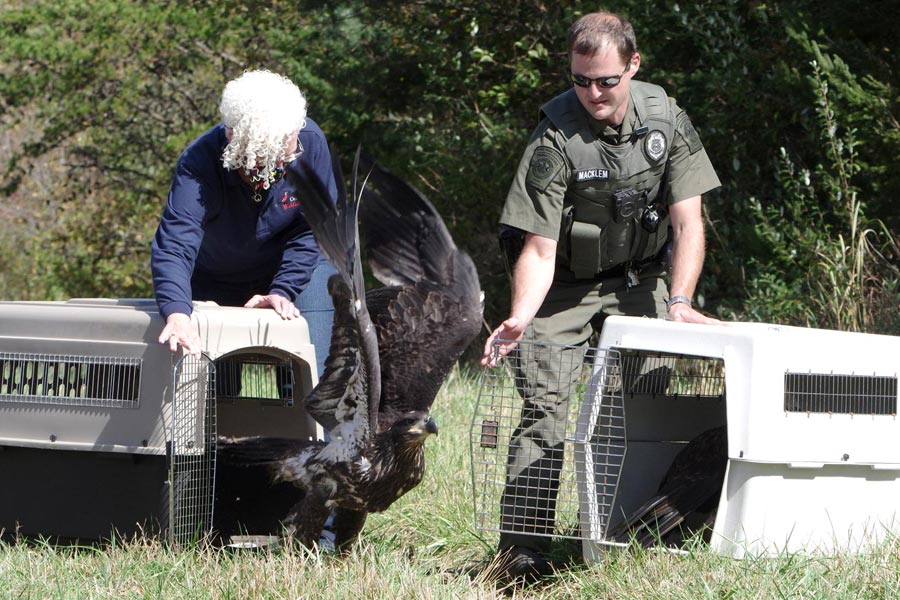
[{"left": 480, "top": 10, "right": 721, "bottom": 582}]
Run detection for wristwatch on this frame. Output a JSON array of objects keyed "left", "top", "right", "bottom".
[{"left": 666, "top": 295, "right": 692, "bottom": 312}]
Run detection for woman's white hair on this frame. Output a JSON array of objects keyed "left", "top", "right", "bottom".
[{"left": 219, "top": 69, "right": 307, "bottom": 188}]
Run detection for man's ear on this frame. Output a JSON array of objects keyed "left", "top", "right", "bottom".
[{"left": 629, "top": 52, "right": 641, "bottom": 78}]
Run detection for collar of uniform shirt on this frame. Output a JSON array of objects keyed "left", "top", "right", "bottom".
[{"left": 589, "top": 100, "right": 638, "bottom": 144}]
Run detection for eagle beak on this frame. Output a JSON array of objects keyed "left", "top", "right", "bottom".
[{"left": 406, "top": 416, "right": 439, "bottom": 437}]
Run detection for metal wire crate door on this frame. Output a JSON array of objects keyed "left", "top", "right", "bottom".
[
  {"left": 471, "top": 340, "right": 624, "bottom": 541},
  {"left": 169, "top": 353, "right": 217, "bottom": 546}
]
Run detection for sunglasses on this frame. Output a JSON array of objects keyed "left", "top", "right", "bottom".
[{"left": 570, "top": 66, "right": 629, "bottom": 89}]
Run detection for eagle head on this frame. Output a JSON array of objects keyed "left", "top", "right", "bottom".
[{"left": 388, "top": 411, "right": 439, "bottom": 445}]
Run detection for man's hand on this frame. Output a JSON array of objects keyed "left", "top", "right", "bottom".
[
  {"left": 481, "top": 316, "right": 528, "bottom": 367},
  {"left": 158, "top": 312, "right": 202, "bottom": 357},
  {"left": 666, "top": 301, "right": 720, "bottom": 325},
  {"left": 244, "top": 293, "right": 300, "bottom": 320}
]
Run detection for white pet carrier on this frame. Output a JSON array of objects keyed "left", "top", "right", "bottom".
[{"left": 472, "top": 316, "right": 900, "bottom": 559}]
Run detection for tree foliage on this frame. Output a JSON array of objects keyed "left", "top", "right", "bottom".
[{"left": 1, "top": 0, "right": 897, "bottom": 334}]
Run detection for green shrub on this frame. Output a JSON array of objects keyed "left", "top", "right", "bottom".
[{"left": 731, "top": 40, "right": 900, "bottom": 333}]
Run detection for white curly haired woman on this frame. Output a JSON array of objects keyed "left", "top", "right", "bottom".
[{"left": 151, "top": 69, "right": 337, "bottom": 368}]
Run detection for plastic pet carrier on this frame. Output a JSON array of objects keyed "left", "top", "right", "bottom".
[
  {"left": 472, "top": 316, "right": 900, "bottom": 558},
  {"left": 0, "top": 298, "right": 321, "bottom": 545}
]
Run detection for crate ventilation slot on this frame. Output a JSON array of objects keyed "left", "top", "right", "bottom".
[
  {"left": 784, "top": 372, "right": 897, "bottom": 415},
  {"left": 0, "top": 352, "right": 142, "bottom": 408}
]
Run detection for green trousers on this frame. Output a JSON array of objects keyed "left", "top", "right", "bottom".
[{"left": 498, "top": 265, "right": 667, "bottom": 553}]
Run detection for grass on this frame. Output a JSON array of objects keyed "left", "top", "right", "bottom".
[{"left": 2, "top": 367, "right": 900, "bottom": 599}]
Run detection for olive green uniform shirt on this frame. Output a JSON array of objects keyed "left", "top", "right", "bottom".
[{"left": 500, "top": 83, "right": 721, "bottom": 243}]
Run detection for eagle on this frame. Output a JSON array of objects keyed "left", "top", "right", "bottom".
[
  {"left": 214, "top": 150, "right": 483, "bottom": 550},
  {"left": 606, "top": 425, "right": 728, "bottom": 548}
]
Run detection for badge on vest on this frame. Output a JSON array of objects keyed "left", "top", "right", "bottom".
[
  {"left": 643, "top": 130, "right": 668, "bottom": 163},
  {"left": 575, "top": 169, "right": 610, "bottom": 182}
]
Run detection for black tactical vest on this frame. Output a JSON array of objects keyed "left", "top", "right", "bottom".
[{"left": 540, "top": 81, "right": 675, "bottom": 278}]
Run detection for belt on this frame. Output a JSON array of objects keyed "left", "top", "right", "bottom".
[
  {"left": 555, "top": 257, "right": 663, "bottom": 283},
  {"left": 595, "top": 262, "right": 633, "bottom": 280}
]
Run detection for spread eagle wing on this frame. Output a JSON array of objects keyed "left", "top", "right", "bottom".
[
  {"left": 607, "top": 425, "right": 727, "bottom": 547},
  {"left": 356, "top": 155, "right": 483, "bottom": 427},
  {"left": 288, "top": 148, "right": 381, "bottom": 457}
]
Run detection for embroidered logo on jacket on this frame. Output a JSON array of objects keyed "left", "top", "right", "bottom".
[
  {"left": 526, "top": 146, "right": 565, "bottom": 192},
  {"left": 280, "top": 192, "right": 299, "bottom": 209}
]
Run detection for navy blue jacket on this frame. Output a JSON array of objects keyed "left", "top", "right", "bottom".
[{"left": 151, "top": 119, "right": 336, "bottom": 320}]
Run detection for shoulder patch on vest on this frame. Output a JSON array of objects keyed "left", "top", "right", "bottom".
[
  {"left": 676, "top": 112, "right": 703, "bottom": 154},
  {"left": 525, "top": 146, "right": 565, "bottom": 191}
]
